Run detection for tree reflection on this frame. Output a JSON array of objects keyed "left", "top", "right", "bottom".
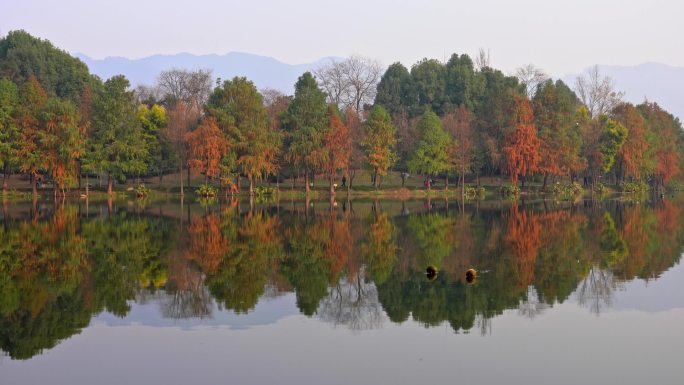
[
  {"left": 3, "top": 196, "right": 684, "bottom": 359},
  {"left": 318, "top": 270, "right": 386, "bottom": 331}
]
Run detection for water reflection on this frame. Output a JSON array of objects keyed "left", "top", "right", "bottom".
[{"left": 1, "top": 197, "right": 683, "bottom": 359}]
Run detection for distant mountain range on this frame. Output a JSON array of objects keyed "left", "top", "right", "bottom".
[
  {"left": 76, "top": 52, "right": 342, "bottom": 94},
  {"left": 78, "top": 53, "right": 683, "bottom": 121}
]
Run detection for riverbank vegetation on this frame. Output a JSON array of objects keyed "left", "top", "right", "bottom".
[{"left": 1, "top": 31, "right": 683, "bottom": 200}]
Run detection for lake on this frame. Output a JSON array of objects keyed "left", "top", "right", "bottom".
[{"left": 1, "top": 196, "right": 683, "bottom": 384}]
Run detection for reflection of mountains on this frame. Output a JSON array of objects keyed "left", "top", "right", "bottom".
[{"left": 1, "top": 198, "right": 683, "bottom": 359}]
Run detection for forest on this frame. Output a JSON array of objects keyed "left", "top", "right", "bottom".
[{"left": 1, "top": 30, "right": 683, "bottom": 198}]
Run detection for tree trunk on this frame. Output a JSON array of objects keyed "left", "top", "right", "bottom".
[
  {"left": 187, "top": 166, "right": 191, "bottom": 189},
  {"left": 445, "top": 175, "right": 449, "bottom": 191},
  {"left": 249, "top": 175, "right": 254, "bottom": 196},
  {"left": 2, "top": 164, "right": 9, "bottom": 195},
  {"left": 542, "top": 174, "right": 549, "bottom": 192},
  {"left": 373, "top": 168, "right": 378, "bottom": 190},
  {"left": 180, "top": 164, "right": 184, "bottom": 197},
  {"left": 31, "top": 173, "right": 38, "bottom": 198},
  {"left": 349, "top": 169, "right": 356, "bottom": 189},
  {"left": 305, "top": 169, "right": 310, "bottom": 193},
  {"left": 329, "top": 174, "right": 335, "bottom": 196},
  {"left": 107, "top": 174, "right": 113, "bottom": 195}
]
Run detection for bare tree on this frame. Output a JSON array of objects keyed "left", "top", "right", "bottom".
[
  {"left": 157, "top": 68, "right": 213, "bottom": 110},
  {"left": 134, "top": 84, "right": 161, "bottom": 105},
  {"left": 577, "top": 267, "right": 619, "bottom": 315},
  {"left": 314, "top": 60, "right": 349, "bottom": 106},
  {"left": 317, "top": 270, "right": 386, "bottom": 331},
  {"left": 516, "top": 64, "right": 549, "bottom": 98},
  {"left": 315, "top": 55, "right": 383, "bottom": 112},
  {"left": 575, "top": 65, "right": 624, "bottom": 118},
  {"left": 475, "top": 48, "right": 491, "bottom": 70},
  {"left": 518, "top": 286, "right": 549, "bottom": 319},
  {"left": 343, "top": 55, "right": 383, "bottom": 112}
]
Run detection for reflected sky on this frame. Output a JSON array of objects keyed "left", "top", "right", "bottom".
[{"left": 1, "top": 197, "right": 683, "bottom": 384}]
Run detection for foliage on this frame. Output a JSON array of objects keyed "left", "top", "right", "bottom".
[
  {"left": 407, "top": 111, "right": 451, "bottom": 184},
  {"left": 185, "top": 118, "right": 229, "bottom": 181},
  {"left": 281, "top": 72, "right": 328, "bottom": 190},
  {"left": 504, "top": 95, "right": 540, "bottom": 185},
  {"left": 500, "top": 184, "right": 520, "bottom": 197},
  {"left": 84, "top": 75, "right": 148, "bottom": 193},
  {"left": 207, "top": 77, "right": 281, "bottom": 193},
  {"left": 551, "top": 182, "right": 584, "bottom": 199},
  {"left": 619, "top": 182, "right": 648, "bottom": 194},
  {"left": 464, "top": 185, "right": 486, "bottom": 200},
  {"left": 0, "top": 30, "right": 93, "bottom": 102},
  {"left": 362, "top": 106, "right": 397, "bottom": 188},
  {"left": 195, "top": 183, "right": 218, "bottom": 197},
  {"left": 134, "top": 184, "right": 150, "bottom": 197}
]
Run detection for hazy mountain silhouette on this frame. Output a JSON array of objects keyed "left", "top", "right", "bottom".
[
  {"left": 79, "top": 52, "right": 683, "bottom": 120},
  {"left": 77, "top": 52, "right": 342, "bottom": 94},
  {"left": 563, "top": 62, "right": 684, "bottom": 120}
]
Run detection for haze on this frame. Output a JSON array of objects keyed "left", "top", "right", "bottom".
[{"left": 2, "top": 0, "right": 683, "bottom": 75}]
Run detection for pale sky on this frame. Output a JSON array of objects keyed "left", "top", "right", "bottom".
[{"left": 2, "top": 0, "right": 683, "bottom": 76}]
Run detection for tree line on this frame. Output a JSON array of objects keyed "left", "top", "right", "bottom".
[{"left": 1, "top": 30, "right": 683, "bottom": 198}]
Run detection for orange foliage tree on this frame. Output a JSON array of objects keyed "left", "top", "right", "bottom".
[
  {"left": 185, "top": 118, "right": 229, "bottom": 184},
  {"left": 323, "top": 106, "right": 351, "bottom": 195},
  {"left": 504, "top": 95, "right": 540, "bottom": 186},
  {"left": 613, "top": 103, "right": 651, "bottom": 182}
]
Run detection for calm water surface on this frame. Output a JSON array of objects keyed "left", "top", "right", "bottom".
[{"left": 1, "top": 197, "right": 683, "bottom": 384}]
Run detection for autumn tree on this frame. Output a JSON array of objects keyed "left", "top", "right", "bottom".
[
  {"left": 443, "top": 105, "right": 475, "bottom": 194},
  {"left": 85, "top": 75, "right": 148, "bottom": 195},
  {"left": 344, "top": 106, "right": 365, "bottom": 189},
  {"left": 361, "top": 106, "right": 397, "bottom": 189},
  {"left": 407, "top": 110, "right": 451, "bottom": 190},
  {"left": 39, "top": 98, "right": 84, "bottom": 195},
  {"left": 185, "top": 118, "right": 229, "bottom": 183},
  {"left": 0, "top": 79, "right": 19, "bottom": 193},
  {"left": 639, "top": 102, "right": 682, "bottom": 190},
  {"left": 322, "top": 106, "right": 351, "bottom": 195},
  {"left": 474, "top": 68, "right": 521, "bottom": 178},
  {"left": 504, "top": 95, "right": 540, "bottom": 186},
  {"left": 281, "top": 72, "right": 328, "bottom": 193},
  {"left": 165, "top": 101, "right": 200, "bottom": 196},
  {"left": 15, "top": 76, "right": 47, "bottom": 197},
  {"left": 207, "top": 77, "right": 281, "bottom": 195},
  {"left": 612, "top": 103, "right": 653, "bottom": 182},
  {"left": 533, "top": 80, "right": 584, "bottom": 189}
]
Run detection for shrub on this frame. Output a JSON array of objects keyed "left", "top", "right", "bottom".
[
  {"left": 196, "top": 184, "right": 218, "bottom": 197},
  {"left": 593, "top": 182, "right": 608, "bottom": 195},
  {"left": 135, "top": 184, "right": 150, "bottom": 198},
  {"left": 464, "top": 186, "right": 485, "bottom": 200},
  {"left": 500, "top": 184, "right": 519, "bottom": 197},
  {"left": 666, "top": 181, "right": 684, "bottom": 191},
  {"left": 551, "top": 182, "right": 583, "bottom": 199},
  {"left": 619, "top": 181, "right": 649, "bottom": 193}
]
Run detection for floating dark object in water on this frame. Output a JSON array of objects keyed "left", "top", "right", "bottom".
[
  {"left": 465, "top": 268, "right": 477, "bottom": 283},
  {"left": 426, "top": 265, "right": 438, "bottom": 280}
]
